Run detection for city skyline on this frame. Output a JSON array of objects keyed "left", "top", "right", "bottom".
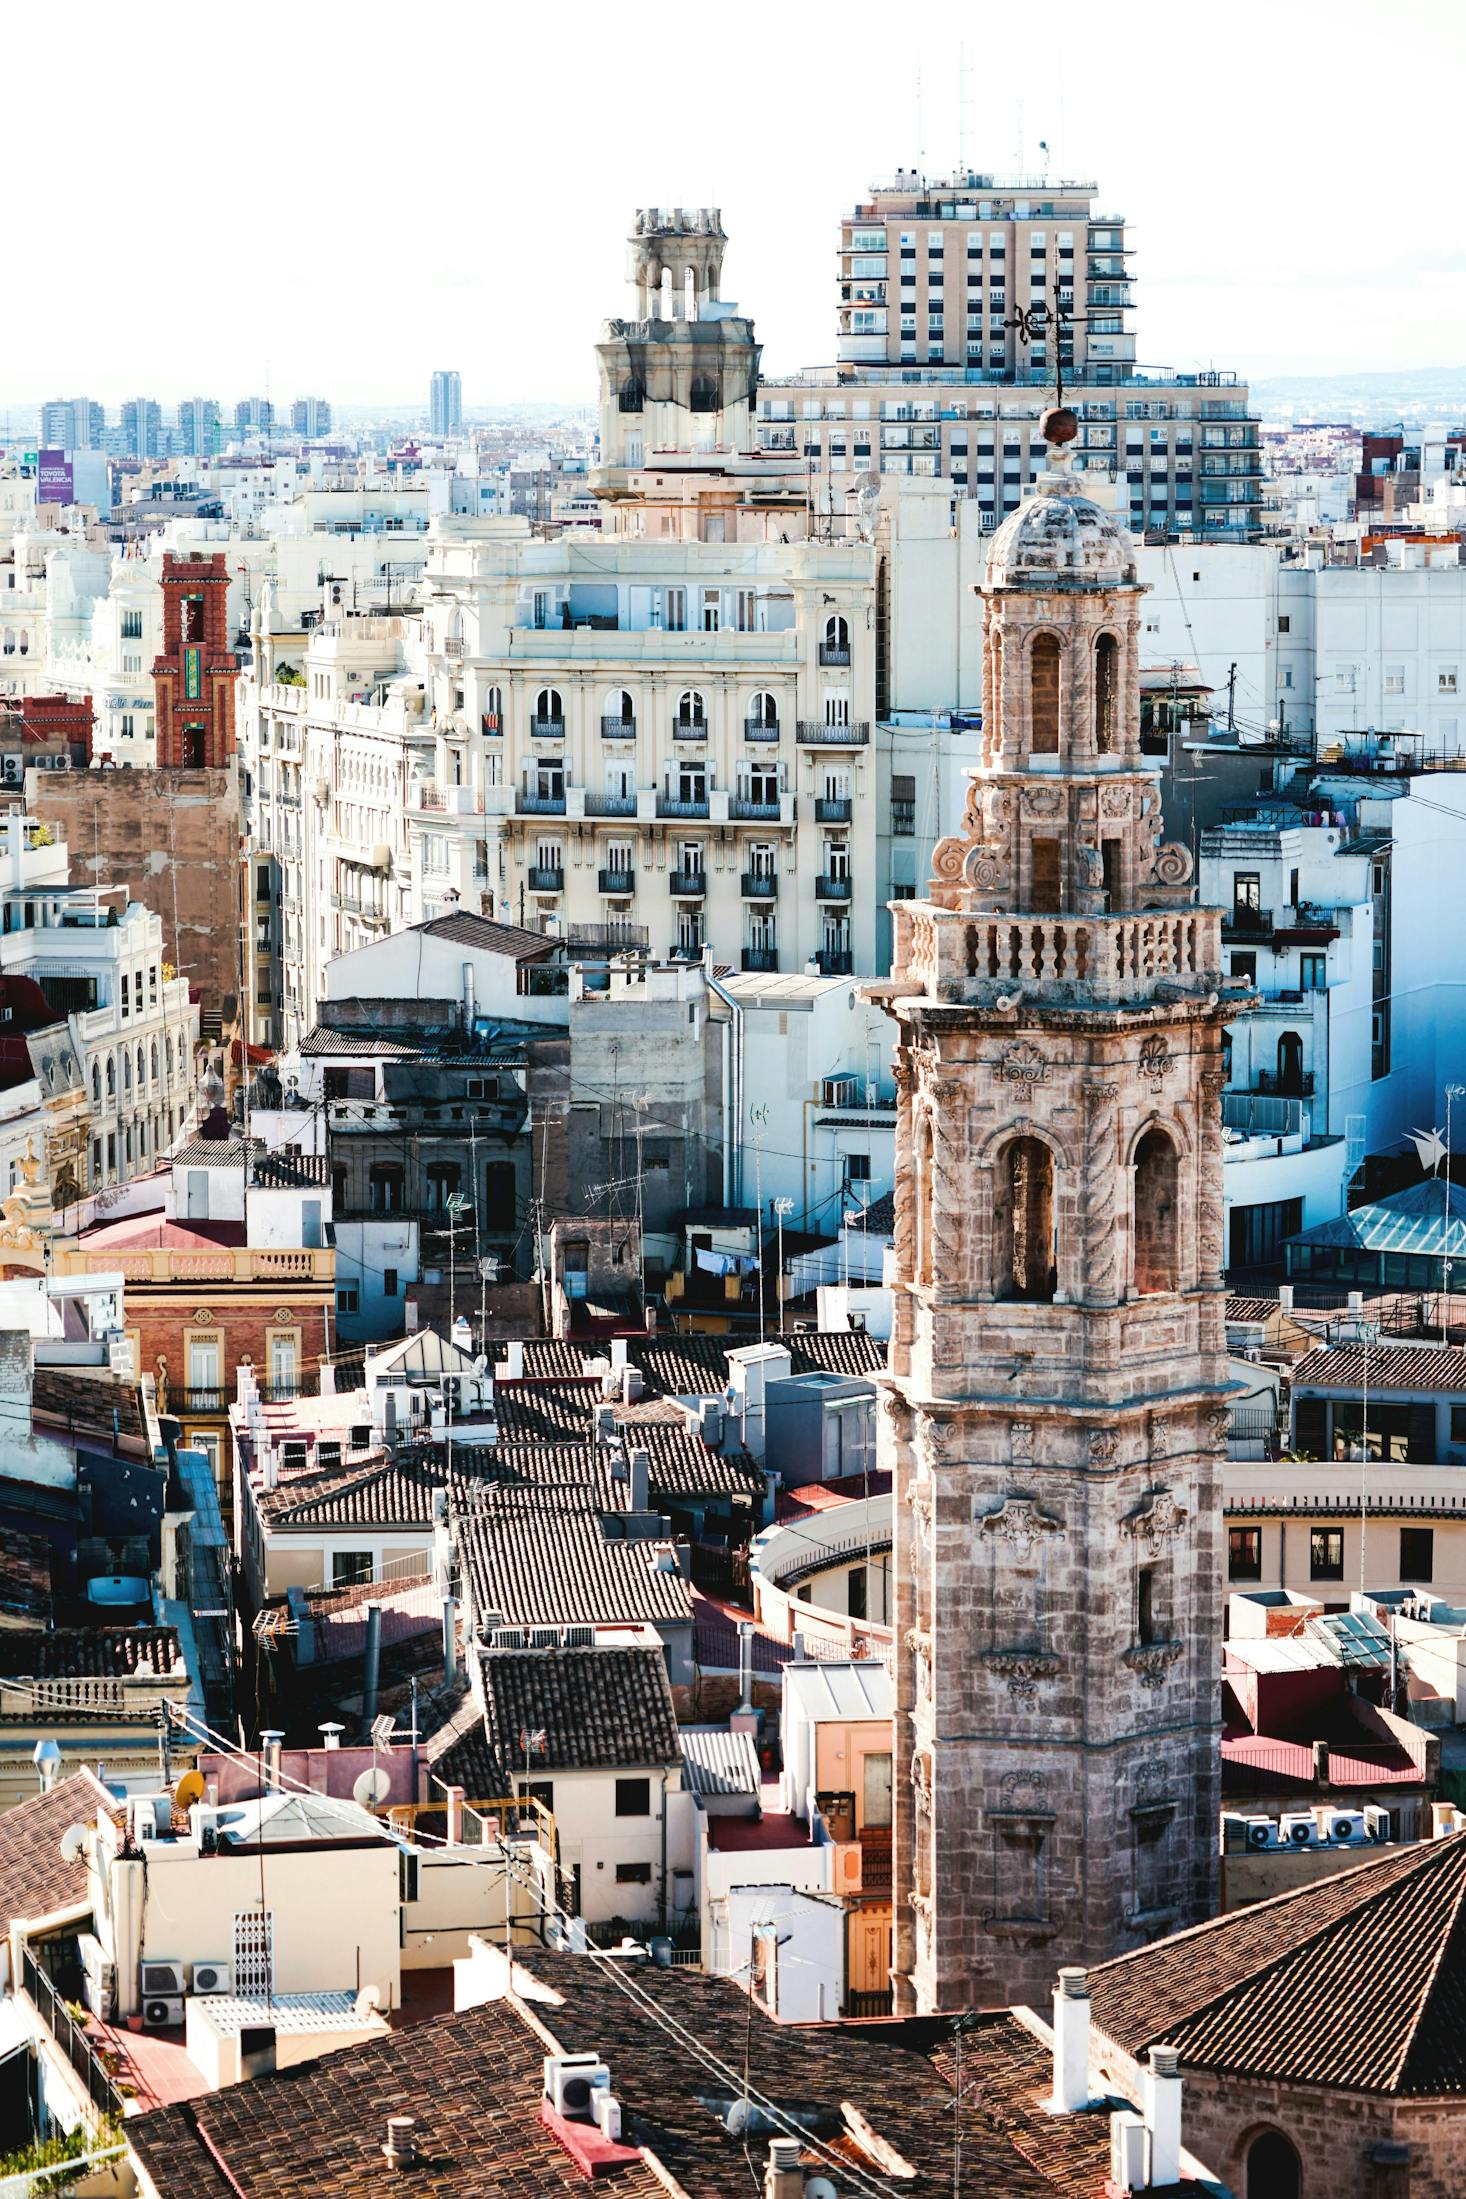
[{"left": 2, "top": 0, "right": 1461, "bottom": 409}]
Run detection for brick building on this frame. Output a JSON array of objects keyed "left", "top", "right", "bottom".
[
  {"left": 870, "top": 406, "right": 1245, "bottom": 2012},
  {"left": 151, "top": 552, "right": 235, "bottom": 770}
]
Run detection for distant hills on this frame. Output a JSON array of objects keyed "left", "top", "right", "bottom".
[{"left": 1252, "top": 367, "right": 1466, "bottom": 428}]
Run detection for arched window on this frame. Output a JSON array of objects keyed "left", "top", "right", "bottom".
[
  {"left": 1245, "top": 2130, "right": 1301, "bottom": 2199},
  {"left": 689, "top": 375, "right": 720, "bottom": 414},
  {"left": 105, "top": 1055, "right": 115, "bottom": 1099},
  {"left": 914, "top": 1115, "right": 934, "bottom": 1289},
  {"left": 1031, "top": 634, "right": 1061, "bottom": 754},
  {"left": 91, "top": 1061, "right": 101, "bottom": 1105},
  {"left": 122, "top": 1052, "right": 132, "bottom": 1093},
  {"left": 676, "top": 689, "right": 706, "bottom": 728},
  {"left": 1000, "top": 1137, "right": 1056, "bottom": 1302},
  {"left": 136, "top": 1046, "right": 145, "bottom": 1089},
  {"left": 1277, "top": 1031, "right": 1304, "bottom": 1095},
  {"left": 748, "top": 691, "right": 779, "bottom": 732},
  {"left": 483, "top": 685, "right": 502, "bottom": 734},
  {"left": 1133, "top": 1129, "right": 1180, "bottom": 1294},
  {"left": 533, "top": 687, "right": 563, "bottom": 731},
  {"left": 606, "top": 689, "right": 635, "bottom": 728},
  {"left": 822, "top": 615, "right": 850, "bottom": 662},
  {"left": 1095, "top": 632, "right": 1119, "bottom": 754},
  {"left": 150, "top": 1041, "right": 159, "bottom": 1084},
  {"left": 618, "top": 379, "right": 645, "bottom": 414}
]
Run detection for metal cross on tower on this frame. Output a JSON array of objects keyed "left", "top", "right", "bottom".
[{"left": 1004, "top": 271, "right": 1084, "bottom": 409}]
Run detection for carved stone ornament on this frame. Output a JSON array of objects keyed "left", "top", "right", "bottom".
[
  {"left": 1204, "top": 1405, "right": 1231, "bottom": 1453},
  {"left": 193, "top": 1307, "right": 215, "bottom": 1326},
  {"left": 985, "top": 1648, "right": 1061, "bottom": 1701},
  {"left": 1151, "top": 841, "right": 1194, "bottom": 888},
  {"left": 907, "top": 1484, "right": 934, "bottom": 1531},
  {"left": 918, "top": 1414, "right": 959, "bottom": 1466},
  {"left": 978, "top": 1494, "right": 1064, "bottom": 1558},
  {"left": 1123, "top": 1488, "right": 1189, "bottom": 1552},
  {"left": 1101, "top": 785, "right": 1131, "bottom": 818},
  {"left": 1138, "top": 1035, "right": 1177, "bottom": 1090},
  {"left": 998, "top": 1041, "right": 1050, "bottom": 1091},
  {"left": 1010, "top": 1421, "right": 1036, "bottom": 1465},
  {"left": 930, "top": 834, "right": 968, "bottom": 885},
  {"left": 1123, "top": 1640, "right": 1185, "bottom": 1690},
  {"left": 912, "top": 1748, "right": 933, "bottom": 1812},
  {"left": 1075, "top": 841, "right": 1105, "bottom": 889},
  {"left": 999, "top": 1768, "right": 1049, "bottom": 1809},
  {"left": 1022, "top": 785, "right": 1064, "bottom": 817},
  {"left": 1088, "top": 1428, "right": 1119, "bottom": 1466},
  {"left": 962, "top": 843, "right": 1009, "bottom": 894}
]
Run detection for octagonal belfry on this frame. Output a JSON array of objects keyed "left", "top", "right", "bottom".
[{"left": 867, "top": 425, "right": 1252, "bottom": 2014}]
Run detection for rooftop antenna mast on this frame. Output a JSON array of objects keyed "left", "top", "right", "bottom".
[{"left": 957, "top": 43, "right": 971, "bottom": 173}]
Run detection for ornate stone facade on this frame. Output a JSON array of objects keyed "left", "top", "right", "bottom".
[{"left": 868, "top": 421, "right": 1250, "bottom": 2014}]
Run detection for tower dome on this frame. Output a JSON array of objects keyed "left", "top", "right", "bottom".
[{"left": 985, "top": 443, "right": 1137, "bottom": 592}]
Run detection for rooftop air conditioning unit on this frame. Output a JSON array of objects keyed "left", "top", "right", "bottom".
[
  {"left": 191, "top": 1960, "right": 231, "bottom": 1996},
  {"left": 140, "top": 1960, "right": 186, "bottom": 1998},
  {"left": 1279, "top": 1812, "right": 1319, "bottom": 1848},
  {"left": 142, "top": 1995, "right": 184, "bottom": 2030},
  {"left": 1364, "top": 1805, "right": 1392, "bottom": 1843},
  {"left": 1244, "top": 1816, "right": 1282, "bottom": 1851},
  {"left": 1324, "top": 1808, "right": 1368, "bottom": 1845},
  {"left": 544, "top": 2053, "right": 611, "bottom": 2122}
]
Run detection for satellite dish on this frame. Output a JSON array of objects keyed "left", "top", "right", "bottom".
[
  {"left": 472, "top": 1353, "right": 489, "bottom": 1377},
  {"left": 354, "top": 1984, "right": 382, "bottom": 2021},
  {"left": 175, "top": 1769, "right": 206, "bottom": 1811},
  {"left": 806, "top": 2180, "right": 838, "bottom": 2199},
  {"left": 59, "top": 1824, "right": 91, "bottom": 1866},
  {"left": 354, "top": 1765, "right": 392, "bottom": 1809}
]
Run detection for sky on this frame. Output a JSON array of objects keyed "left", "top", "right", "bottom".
[{"left": 5, "top": 0, "right": 1464, "bottom": 416}]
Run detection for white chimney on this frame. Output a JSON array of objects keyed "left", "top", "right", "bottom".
[
  {"left": 628, "top": 1448, "right": 651, "bottom": 1513},
  {"left": 1110, "top": 2110, "right": 1147, "bottom": 2193},
  {"left": 506, "top": 1338, "right": 525, "bottom": 1380},
  {"left": 260, "top": 1440, "right": 278, "bottom": 1491},
  {"left": 622, "top": 1365, "right": 644, "bottom": 1404},
  {"left": 764, "top": 2138, "right": 803, "bottom": 2199},
  {"left": 1278, "top": 1283, "right": 1294, "bottom": 1313},
  {"left": 1050, "top": 1966, "right": 1092, "bottom": 2112},
  {"left": 318, "top": 1723, "right": 343, "bottom": 1751},
  {"left": 260, "top": 1730, "right": 284, "bottom": 1789},
  {"left": 1143, "top": 2045, "right": 1182, "bottom": 2189},
  {"left": 610, "top": 1336, "right": 628, "bottom": 1372},
  {"left": 444, "top": 1784, "right": 465, "bottom": 1847}
]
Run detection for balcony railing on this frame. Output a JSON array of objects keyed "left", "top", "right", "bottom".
[
  {"left": 744, "top": 718, "right": 780, "bottom": 742},
  {"left": 22, "top": 1947, "right": 123, "bottom": 2131},
  {"left": 528, "top": 865, "right": 564, "bottom": 892},
  {"left": 598, "top": 868, "right": 635, "bottom": 894},
  {"left": 1224, "top": 904, "right": 1271, "bottom": 936},
  {"left": 819, "top": 643, "right": 852, "bottom": 666},
  {"left": 1253, "top": 1067, "right": 1315, "bottom": 1098},
  {"left": 601, "top": 716, "right": 636, "bottom": 739},
  {"left": 742, "top": 948, "right": 779, "bottom": 972},
  {"left": 584, "top": 795, "right": 638, "bottom": 817},
  {"left": 742, "top": 871, "right": 778, "bottom": 897},
  {"left": 673, "top": 718, "right": 708, "bottom": 741},
  {"left": 180, "top": 1386, "right": 224, "bottom": 1413},
  {"left": 517, "top": 793, "right": 567, "bottom": 815},
  {"left": 816, "top": 874, "right": 853, "bottom": 901},
  {"left": 669, "top": 868, "right": 707, "bottom": 897},
  {"left": 566, "top": 921, "right": 649, "bottom": 956},
  {"left": 797, "top": 721, "right": 870, "bottom": 746},
  {"left": 730, "top": 797, "right": 784, "bottom": 821},
  {"left": 657, "top": 795, "right": 710, "bottom": 819},
  {"left": 816, "top": 949, "right": 854, "bottom": 975},
  {"left": 529, "top": 715, "right": 565, "bottom": 738},
  {"left": 815, "top": 797, "right": 852, "bottom": 823}
]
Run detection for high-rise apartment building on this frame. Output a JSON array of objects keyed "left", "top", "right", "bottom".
[
  {"left": 837, "top": 168, "right": 1135, "bottom": 382},
  {"left": 760, "top": 169, "right": 1261, "bottom": 543},
  {"left": 430, "top": 369, "right": 463, "bottom": 439},
  {"left": 177, "top": 398, "right": 222, "bottom": 457},
  {"left": 291, "top": 397, "right": 332, "bottom": 438},
  {"left": 120, "top": 398, "right": 163, "bottom": 459},
  {"left": 235, "top": 396, "right": 274, "bottom": 433},
  {"left": 39, "top": 397, "right": 104, "bottom": 450},
  {"left": 875, "top": 410, "right": 1238, "bottom": 2013}
]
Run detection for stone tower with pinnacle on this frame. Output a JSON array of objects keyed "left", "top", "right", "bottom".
[{"left": 869, "top": 409, "right": 1247, "bottom": 2015}]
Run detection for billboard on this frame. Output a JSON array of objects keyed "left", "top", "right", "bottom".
[{"left": 37, "top": 450, "right": 73, "bottom": 505}]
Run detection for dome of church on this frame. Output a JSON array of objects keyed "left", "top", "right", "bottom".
[{"left": 985, "top": 459, "right": 1138, "bottom": 592}]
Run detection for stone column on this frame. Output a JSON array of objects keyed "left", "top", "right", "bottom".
[
  {"left": 892, "top": 1055, "right": 916, "bottom": 1284},
  {"left": 1082, "top": 1079, "right": 1122, "bottom": 1305},
  {"left": 927, "top": 1073, "right": 967, "bottom": 1302},
  {"left": 1196, "top": 1069, "right": 1227, "bottom": 1288}
]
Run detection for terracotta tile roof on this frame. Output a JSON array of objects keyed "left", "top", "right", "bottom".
[
  {"left": 1089, "top": 1831, "right": 1466, "bottom": 2094},
  {"left": 422, "top": 1684, "right": 501, "bottom": 1796},
  {"left": 268, "top": 1457, "right": 448, "bottom": 1530},
  {"left": 32, "top": 1365, "right": 146, "bottom": 1444},
  {"left": 475, "top": 1645, "right": 682, "bottom": 1784},
  {"left": 0, "top": 1768, "right": 111, "bottom": 1931},
  {"left": 0, "top": 1627, "right": 182, "bottom": 1679},
  {"left": 457, "top": 1493, "right": 693, "bottom": 1632},
  {"left": 492, "top": 1328, "right": 887, "bottom": 1395},
  {"left": 492, "top": 1381, "right": 598, "bottom": 1444},
  {"left": 1292, "top": 1343, "right": 1466, "bottom": 1393},
  {"left": 0, "top": 1529, "right": 52, "bottom": 1624},
  {"left": 418, "top": 910, "right": 558, "bottom": 960}
]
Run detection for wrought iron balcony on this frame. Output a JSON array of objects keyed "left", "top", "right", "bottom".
[
  {"left": 797, "top": 721, "right": 870, "bottom": 746},
  {"left": 741, "top": 871, "right": 778, "bottom": 898},
  {"left": 598, "top": 867, "right": 635, "bottom": 895},
  {"left": 516, "top": 792, "right": 567, "bottom": 815},
  {"left": 818, "top": 643, "right": 852, "bottom": 666},
  {"left": 815, "top": 797, "right": 852, "bottom": 823},
  {"left": 657, "top": 795, "right": 710, "bottom": 819},
  {"left": 672, "top": 719, "right": 708, "bottom": 741},
  {"left": 742, "top": 948, "right": 779, "bottom": 972},
  {"left": 744, "top": 718, "right": 780, "bottom": 741},
  {"left": 669, "top": 868, "right": 707, "bottom": 897},
  {"left": 529, "top": 715, "right": 565, "bottom": 738},
  {"left": 584, "top": 795, "right": 638, "bottom": 817},
  {"left": 816, "top": 873, "right": 853, "bottom": 901},
  {"left": 600, "top": 715, "right": 636, "bottom": 739},
  {"left": 729, "top": 797, "right": 785, "bottom": 822},
  {"left": 527, "top": 865, "right": 564, "bottom": 892},
  {"left": 815, "top": 949, "right": 854, "bottom": 975}
]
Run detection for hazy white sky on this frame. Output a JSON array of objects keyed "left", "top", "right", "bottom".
[{"left": 6, "top": 0, "right": 1463, "bottom": 414}]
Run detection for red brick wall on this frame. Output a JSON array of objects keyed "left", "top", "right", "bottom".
[
  {"left": 152, "top": 552, "right": 236, "bottom": 769},
  {"left": 128, "top": 1289, "right": 332, "bottom": 1418}
]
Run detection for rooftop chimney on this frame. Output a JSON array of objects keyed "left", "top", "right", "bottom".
[
  {"left": 628, "top": 1448, "right": 651, "bottom": 1513},
  {"left": 1278, "top": 1283, "right": 1294, "bottom": 1313},
  {"left": 443, "top": 1594, "right": 460, "bottom": 1689},
  {"left": 318, "top": 1723, "right": 344, "bottom": 1751},
  {"left": 764, "top": 2137, "right": 803, "bottom": 2199},
  {"left": 506, "top": 1338, "right": 525, "bottom": 1380},
  {"left": 1142, "top": 2044, "right": 1183, "bottom": 2189},
  {"left": 383, "top": 2117, "right": 419, "bottom": 2170},
  {"left": 610, "top": 1336, "right": 628, "bottom": 1372},
  {"left": 737, "top": 1621, "right": 755, "bottom": 1715},
  {"left": 1050, "top": 1966, "right": 1092, "bottom": 2113},
  {"left": 260, "top": 1730, "right": 284, "bottom": 1790}
]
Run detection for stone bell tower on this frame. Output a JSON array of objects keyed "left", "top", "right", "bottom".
[{"left": 869, "top": 410, "right": 1246, "bottom": 2016}]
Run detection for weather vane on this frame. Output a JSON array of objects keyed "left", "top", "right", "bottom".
[{"left": 1005, "top": 271, "right": 1082, "bottom": 410}]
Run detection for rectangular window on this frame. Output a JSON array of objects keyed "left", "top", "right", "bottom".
[
  {"left": 615, "top": 1777, "right": 652, "bottom": 1817},
  {"left": 1309, "top": 1528, "right": 1344, "bottom": 1581},
  {"left": 847, "top": 1153, "right": 872, "bottom": 1182},
  {"left": 337, "top": 1283, "right": 360, "bottom": 1314},
  {"left": 891, "top": 774, "right": 915, "bottom": 836},
  {"left": 1228, "top": 1527, "right": 1262, "bottom": 1581},
  {"left": 331, "top": 1551, "right": 374, "bottom": 1587},
  {"left": 1137, "top": 1565, "right": 1158, "bottom": 1645},
  {"left": 1300, "top": 952, "right": 1327, "bottom": 991},
  {"left": 1401, "top": 1527, "right": 1434, "bottom": 1582},
  {"left": 615, "top": 1861, "right": 653, "bottom": 1884},
  {"left": 383, "top": 1267, "right": 398, "bottom": 1298}
]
